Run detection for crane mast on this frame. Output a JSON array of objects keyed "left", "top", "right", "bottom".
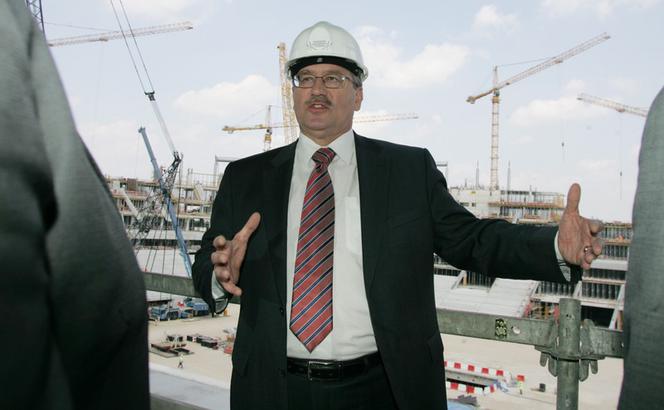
[
  {"left": 577, "top": 93, "right": 648, "bottom": 118},
  {"left": 467, "top": 32, "right": 610, "bottom": 191},
  {"left": 25, "top": 0, "right": 44, "bottom": 33},
  {"left": 277, "top": 42, "right": 299, "bottom": 145}
]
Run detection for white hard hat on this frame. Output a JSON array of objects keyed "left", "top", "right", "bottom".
[{"left": 287, "top": 21, "right": 368, "bottom": 81}]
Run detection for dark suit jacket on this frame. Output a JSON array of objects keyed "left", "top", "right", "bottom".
[
  {"left": 193, "top": 134, "right": 570, "bottom": 410},
  {"left": 0, "top": 2, "right": 149, "bottom": 408}
]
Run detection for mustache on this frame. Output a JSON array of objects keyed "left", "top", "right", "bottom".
[{"left": 306, "top": 95, "right": 332, "bottom": 106}]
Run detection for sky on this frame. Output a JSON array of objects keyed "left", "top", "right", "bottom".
[{"left": 43, "top": 0, "right": 663, "bottom": 223}]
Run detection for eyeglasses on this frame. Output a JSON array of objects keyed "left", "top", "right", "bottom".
[{"left": 292, "top": 73, "right": 354, "bottom": 89}]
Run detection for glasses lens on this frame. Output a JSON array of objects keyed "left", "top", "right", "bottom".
[{"left": 293, "top": 74, "right": 347, "bottom": 88}]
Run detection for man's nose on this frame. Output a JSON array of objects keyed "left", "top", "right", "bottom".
[{"left": 311, "top": 77, "right": 326, "bottom": 94}]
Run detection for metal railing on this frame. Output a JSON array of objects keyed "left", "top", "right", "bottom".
[{"left": 145, "top": 272, "right": 624, "bottom": 410}]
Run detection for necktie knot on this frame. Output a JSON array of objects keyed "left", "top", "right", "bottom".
[{"left": 312, "top": 148, "right": 335, "bottom": 170}]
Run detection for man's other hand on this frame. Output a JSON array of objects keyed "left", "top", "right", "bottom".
[
  {"left": 558, "top": 184, "right": 604, "bottom": 270},
  {"left": 212, "top": 212, "right": 261, "bottom": 296}
]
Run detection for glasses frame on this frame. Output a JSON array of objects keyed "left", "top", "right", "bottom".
[{"left": 292, "top": 73, "right": 355, "bottom": 89}]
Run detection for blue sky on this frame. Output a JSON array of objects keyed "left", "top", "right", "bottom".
[{"left": 44, "top": 0, "right": 663, "bottom": 222}]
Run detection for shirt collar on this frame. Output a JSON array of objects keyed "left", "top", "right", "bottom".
[{"left": 297, "top": 129, "right": 355, "bottom": 166}]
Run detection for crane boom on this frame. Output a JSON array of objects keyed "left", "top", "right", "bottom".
[
  {"left": 466, "top": 32, "right": 610, "bottom": 191},
  {"left": 223, "top": 113, "right": 419, "bottom": 134},
  {"left": 577, "top": 93, "right": 648, "bottom": 118},
  {"left": 467, "top": 33, "right": 610, "bottom": 104},
  {"left": 47, "top": 21, "right": 193, "bottom": 47}
]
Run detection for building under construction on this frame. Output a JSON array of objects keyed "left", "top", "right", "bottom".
[{"left": 108, "top": 167, "right": 630, "bottom": 331}]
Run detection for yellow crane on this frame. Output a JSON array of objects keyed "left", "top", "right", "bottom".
[
  {"left": 277, "top": 43, "right": 299, "bottom": 145},
  {"left": 577, "top": 93, "right": 648, "bottom": 118},
  {"left": 223, "top": 108, "right": 418, "bottom": 151},
  {"left": 467, "top": 33, "right": 610, "bottom": 191}
]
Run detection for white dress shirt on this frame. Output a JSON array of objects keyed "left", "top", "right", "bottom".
[{"left": 286, "top": 130, "right": 377, "bottom": 360}]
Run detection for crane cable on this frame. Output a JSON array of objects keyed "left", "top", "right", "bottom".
[{"left": 110, "top": 0, "right": 155, "bottom": 94}]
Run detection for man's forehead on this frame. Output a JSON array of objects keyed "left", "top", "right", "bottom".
[{"left": 297, "top": 63, "right": 352, "bottom": 75}]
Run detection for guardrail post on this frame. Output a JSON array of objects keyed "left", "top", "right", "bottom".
[{"left": 557, "top": 298, "right": 581, "bottom": 410}]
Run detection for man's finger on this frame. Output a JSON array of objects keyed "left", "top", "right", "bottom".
[
  {"left": 235, "top": 212, "right": 262, "bottom": 242},
  {"left": 589, "top": 219, "right": 604, "bottom": 235},
  {"left": 222, "top": 281, "right": 243, "bottom": 297},
  {"left": 565, "top": 183, "right": 581, "bottom": 214},
  {"left": 212, "top": 250, "right": 229, "bottom": 266},
  {"left": 591, "top": 238, "right": 604, "bottom": 256},
  {"left": 213, "top": 235, "right": 228, "bottom": 250}
]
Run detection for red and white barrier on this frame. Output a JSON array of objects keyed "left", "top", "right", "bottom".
[{"left": 443, "top": 360, "right": 526, "bottom": 395}]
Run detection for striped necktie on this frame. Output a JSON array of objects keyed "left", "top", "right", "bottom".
[{"left": 290, "top": 147, "right": 336, "bottom": 352}]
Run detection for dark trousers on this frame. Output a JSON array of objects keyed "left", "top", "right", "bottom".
[{"left": 286, "top": 362, "right": 399, "bottom": 410}]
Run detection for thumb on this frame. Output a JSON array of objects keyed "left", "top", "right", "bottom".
[
  {"left": 235, "top": 212, "right": 261, "bottom": 242},
  {"left": 565, "top": 183, "right": 581, "bottom": 214}
]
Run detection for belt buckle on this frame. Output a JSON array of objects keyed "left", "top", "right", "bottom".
[{"left": 307, "top": 360, "right": 338, "bottom": 381}]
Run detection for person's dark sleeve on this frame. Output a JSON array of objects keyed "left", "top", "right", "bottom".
[
  {"left": 425, "top": 149, "right": 576, "bottom": 283},
  {"left": 0, "top": 3, "right": 68, "bottom": 407},
  {"left": 619, "top": 86, "right": 664, "bottom": 409},
  {"left": 192, "top": 162, "right": 236, "bottom": 312}
]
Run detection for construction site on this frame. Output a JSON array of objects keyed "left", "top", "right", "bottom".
[{"left": 20, "top": 0, "right": 663, "bottom": 409}]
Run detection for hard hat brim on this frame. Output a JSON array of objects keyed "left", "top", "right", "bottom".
[{"left": 288, "top": 56, "right": 366, "bottom": 81}]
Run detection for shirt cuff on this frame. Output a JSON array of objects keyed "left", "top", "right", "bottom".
[
  {"left": 554, "top": 231, "right": 571, "bottom": 282},
  {"left": 210, "top": 271, "right": 231, "bottom": 313}
]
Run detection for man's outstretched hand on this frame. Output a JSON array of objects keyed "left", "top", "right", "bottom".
[
  {"left": 212, "top": 212, "right": 261, "bottom": 296},
  {"left": 558, "top": 184, "right": 603, "bottom": 270}
]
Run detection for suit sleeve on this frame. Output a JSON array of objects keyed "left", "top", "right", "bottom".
[
  {"left": 619, "top": 86, "right": 664, "bottom": 408},
  {"left": 424, "top": 150, "right": 574, "bottom": 283},
  {"left": 192, "top": 162, "right": 236, "bottom": 311},
  {"left": 0, "top": 3, "right": 71, "bottom": 408}
]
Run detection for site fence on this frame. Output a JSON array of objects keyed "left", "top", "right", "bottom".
[{"left": 144, "top": 272, "right": 624, "bottom": 410}]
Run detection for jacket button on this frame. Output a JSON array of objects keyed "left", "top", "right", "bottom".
[{"left": 279, "top": 307, "right": 285, "bottom": 316}]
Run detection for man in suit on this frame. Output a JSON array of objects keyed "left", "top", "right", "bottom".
[
  {"left": 0, "top": 2, "right": 149, "bottom": 409},
  {"left": 193, "top": 21, "right": 602, "bottom": 410},
  {"left": 619, "top": 86, "right": 664, "bottom": 409}
]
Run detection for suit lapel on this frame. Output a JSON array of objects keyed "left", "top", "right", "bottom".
[
  {"left": 355, "top": 134, "right": 389, "bottom": 295},
  {"left": 262, "top": 142, "right": 296, "bottom": 306}
]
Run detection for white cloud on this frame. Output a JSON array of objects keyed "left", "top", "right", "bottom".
[
  {"left": 355, "top": 26, "right": 470, "bottom": 89},
  {"left": 510, "top": 81, "right": 604, "bottom": 127},
  {"left": 473, "top": 5, "right": 518, "bottom": 31},
  {"left": 541, "top": 0, "right": 660, "bottom": 18},
  {"left": 78, "top": 119, "right": 154, "bottom": 178},
  {"left": 174, "top": 75, "right": 278, "bottom": 120}
]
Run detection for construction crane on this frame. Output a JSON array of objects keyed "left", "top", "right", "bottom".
[
  {"left": 577, "top": 93, "right": 648, "bottom": 118},
  {"left": 277, "top": 43, "right": 299, "bottom": 145},
  {"left": 223, "top": 110, "right": 419, "bottom": 151},
  {"left": 467, "top": 32, "right": 610, "bottom": 191},
  {"left": 130, "top": 127, "right": 191, "bottom": 277},
  {"left": 109, "top": 0, "right": 192, "bottom": 276},
  {"left": 47, "top": 21, "right": 193, "bottom": 47},
  {"left": 25, "top": 0, "right": 45, "bottom": 32}
]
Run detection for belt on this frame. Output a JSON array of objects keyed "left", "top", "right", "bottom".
[{"left": 287, "top": 352, "right": 382, "bottom": 381}]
